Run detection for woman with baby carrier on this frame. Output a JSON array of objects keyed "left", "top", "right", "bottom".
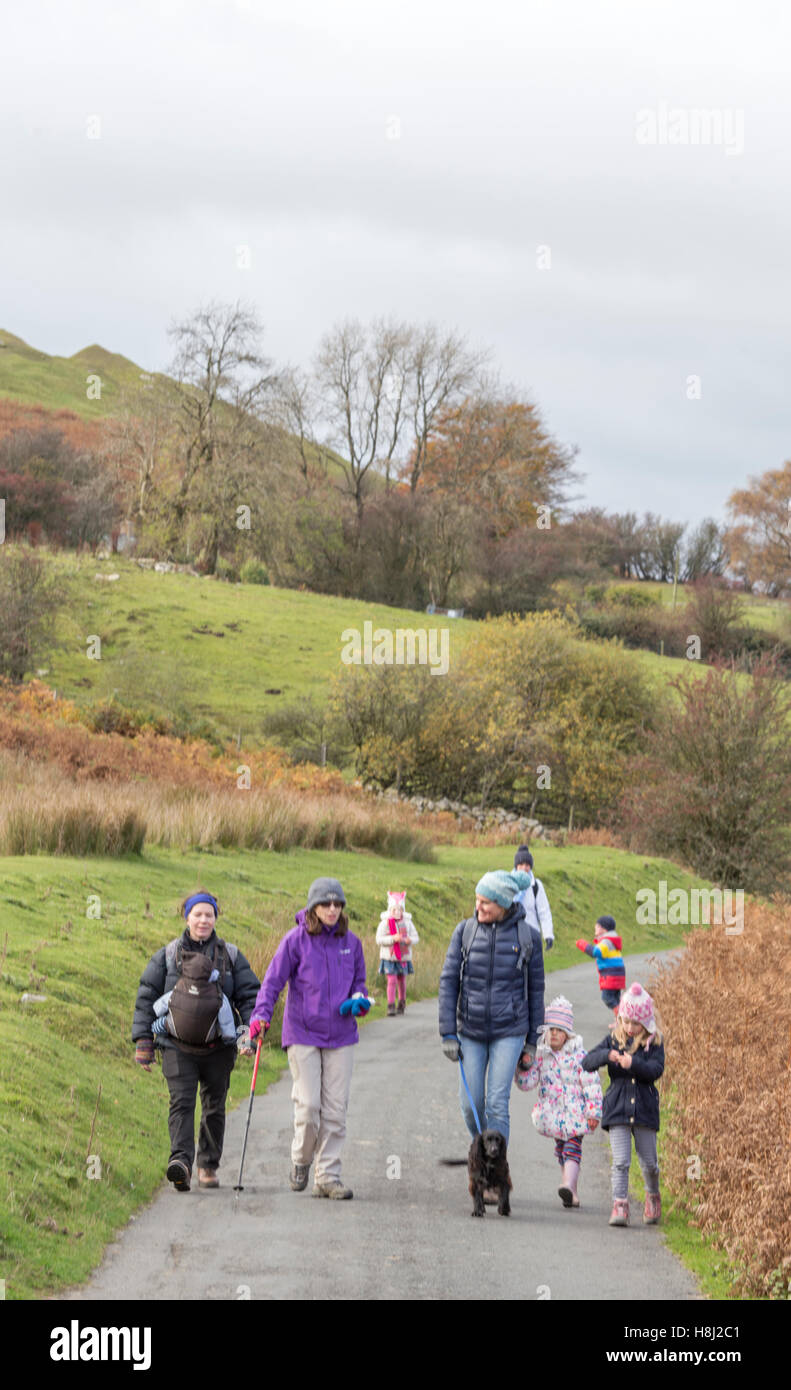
[{"left": 131, "top": 889, "right": 260, "bottom": 1193}]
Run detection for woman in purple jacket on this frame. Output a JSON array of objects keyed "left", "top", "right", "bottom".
[{"left": 249, "top": 877, "right": 371, "bottom": 1200}]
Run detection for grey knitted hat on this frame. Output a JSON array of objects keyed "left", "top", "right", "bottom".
[{"left": 306, "top": 877, "right": 346, "bottom": 911}]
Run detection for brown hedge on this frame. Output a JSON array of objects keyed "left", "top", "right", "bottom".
[{"left": 651, "top": 901, "right": 791, "bottom": 1297}]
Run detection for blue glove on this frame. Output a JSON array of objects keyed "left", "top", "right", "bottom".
[{"left": 339, "top": 995, "right": 371, "bottom": 1017}]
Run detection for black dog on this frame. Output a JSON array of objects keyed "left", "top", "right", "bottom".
[{"left": 468, "top": 1129, "right": 512, "bottom": 1217}]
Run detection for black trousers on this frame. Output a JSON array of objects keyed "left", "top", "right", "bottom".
[{"left": 161, "top": 1045, "right": 236, "bottom": 1172}]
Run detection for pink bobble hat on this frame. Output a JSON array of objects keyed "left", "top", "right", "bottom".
[{"left": 618, "top": 981, "right": 656, "bottom": 1038}]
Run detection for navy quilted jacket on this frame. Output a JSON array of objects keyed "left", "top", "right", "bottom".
[
  {"left": 582, "top": 1033, "right": 665, "bottom": 1131},
  {"left": 438, "top": 902, "right": 545, "bottom": 1044}
]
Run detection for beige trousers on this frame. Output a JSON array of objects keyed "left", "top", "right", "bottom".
[{"left": 287, "top": 1043, "right": 355, "bottom": 1183}]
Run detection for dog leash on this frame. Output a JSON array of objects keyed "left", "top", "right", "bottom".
[{"left": 451, "top": 1036, "right": 482, "bottom": 1135}]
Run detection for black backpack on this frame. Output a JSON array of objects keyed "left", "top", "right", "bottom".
[
  {"left": 460, "top": 911, "right": 535, "bottom": 1001},
  {"left": 164, "top": 938, "right": 237, "bottom": 1052}
]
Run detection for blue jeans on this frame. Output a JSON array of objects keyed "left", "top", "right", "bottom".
[{"left": 457, "top": 1034, "right": 525, "bottom": 1145}]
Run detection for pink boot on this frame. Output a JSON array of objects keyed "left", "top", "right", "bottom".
[
  {"left": 643, "top": 1192, "right": 661, "bottom": 1224},
  {"left": 609, "top": 1198, "right": 630, "bottom": 1226},
  {"left": 558, "top": 1160, "right": 581, "bottom": 1208}
]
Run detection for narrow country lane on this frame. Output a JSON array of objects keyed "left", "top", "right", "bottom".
[{"left": 65, "top": 952, "right": 699, "bottom": 1301}]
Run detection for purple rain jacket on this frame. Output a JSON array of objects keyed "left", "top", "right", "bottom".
[{"left": 251, "top": 909, "right": 369, "bottom": 1049}]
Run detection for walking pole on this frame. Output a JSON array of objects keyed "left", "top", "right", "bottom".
[{"left": 233, "top": 1034, "right": 263, "bottom": 1194}]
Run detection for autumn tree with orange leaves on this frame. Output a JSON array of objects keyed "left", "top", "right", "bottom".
[
  {"left": 724, "top": 460, "right": 791, "bottom": 594},
  {"left": 405, "top": 390, "right": 577, "bottom": 607},
  {"left": 417, "top": 393, "right": 576, "bottom": 527}
]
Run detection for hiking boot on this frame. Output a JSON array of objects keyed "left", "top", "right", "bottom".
[
  {"left": 387, "top": 1003, "right": 396, "bottom": 1017},
  {"left": 166, "top": 1159, "right": 191, "bottom": 1192},
  {"left": 197, "top": 1167, "right": 219, "bottom": 1188},
  {"left": 396, "top": 999, "right": 406, "bottom": 1014},
  {"left": 644, "top": 1192, "right": 662, "bottom": 1224},
  {"left": 312, "top": 1180, "right": 353, "bottom": 1200},
  {"left": 609, "top": 1198, "right": 630, "bottom": 1226},
  {"left": 289, "top": 1163, "right": 310, "bottom": 1191}
]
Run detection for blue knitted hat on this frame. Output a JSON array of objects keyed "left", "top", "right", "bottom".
[
  {"left": 183, "top": 892, "right": 218, "bottom": 919},
  {"left": 475, "top": 869, "right": 533, "bottom": 909}
]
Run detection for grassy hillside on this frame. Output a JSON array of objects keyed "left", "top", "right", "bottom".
[
  {"left": 32, "top": 553, "right": 725, "bottom": 746},
  {"left": 0, "top": 840, "right": 709, "bottom": 1298},
  {"left": 38, "top": 553, "right": 471, "bottom": 740},
  {"left": 0, "top": 330, "right": 148, "bottom": 419}
]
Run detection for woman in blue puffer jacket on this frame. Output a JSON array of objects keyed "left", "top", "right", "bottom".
[{"left": 438, "top": 870, "right": 545, "bottom": 1147}]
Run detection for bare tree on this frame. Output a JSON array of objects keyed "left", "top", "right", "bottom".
[
  {"left": 164, "top": 302, "right": 278, "bottom": 570},
  {"left": 103, "top": 373, "right": 179, "bottom": 528},
  {"left": 404, "top": 324, "right": 488, "bottom": 493},
  {"left": 635, "top": 513, "right": 685, "bottom": 582},
  {"left": 412, "top": 492, "right": 474, "bottom": 608},
  {"left": 272, "top": 367, "right": 332, "bottom": 494},
  {"left": 682, "top": 518, "right": 726, "bottom": 582},
  {"left": 314, "top": 318, "right": 411, "bottom": 525}
]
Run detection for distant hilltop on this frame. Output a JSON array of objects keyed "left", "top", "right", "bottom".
[{"left": 0, "top": 329, "right": 151, "bottom": 419}]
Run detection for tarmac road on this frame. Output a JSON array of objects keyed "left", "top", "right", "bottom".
[{"left": 66, "top": 950, "right": 699, "bottom": 1301}]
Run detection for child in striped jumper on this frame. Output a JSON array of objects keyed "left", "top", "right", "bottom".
[{"left": 575, "top": 914, "right": 625, "bottom": 1021}]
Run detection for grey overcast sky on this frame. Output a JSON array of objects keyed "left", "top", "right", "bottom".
[{"left": 2, "top": 0, "right": 790, "bottom": 524}]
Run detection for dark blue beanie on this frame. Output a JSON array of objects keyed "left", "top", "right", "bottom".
[{"left": 183, "top": 892, "right": 219, "bottom": 919}]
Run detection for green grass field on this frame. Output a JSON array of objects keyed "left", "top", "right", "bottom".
[
  {"left": 38, "top": 553, "right": 473, "bottom": 739},
  {"left": 0, "top": 840, "right": 707, "bottom": 1298},
  {"left": 30, "top": 553, "right": 728, "bottom": 746}
]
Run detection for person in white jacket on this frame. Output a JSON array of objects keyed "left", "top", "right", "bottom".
[
  {"left": 513, "top": 847, "right": 554, "bottom": 950},
  {"left": 375, "top": 891, "right": 419, "bottom": 1015}
]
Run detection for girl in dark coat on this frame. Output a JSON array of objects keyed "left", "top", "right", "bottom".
[
  {"left": 132, "top": 889, "right": 259, "bottom": 1193},
  {"left": 582, "top": 981, "right": 665, "bottom": 1227}
]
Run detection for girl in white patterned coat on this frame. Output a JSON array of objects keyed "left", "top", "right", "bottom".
[
  {"left": 515, "top": 995, "right": 602, "bottom": 1207},
  {"left": 375, "top": 891, "right": 419, "bottom": 1016}
]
